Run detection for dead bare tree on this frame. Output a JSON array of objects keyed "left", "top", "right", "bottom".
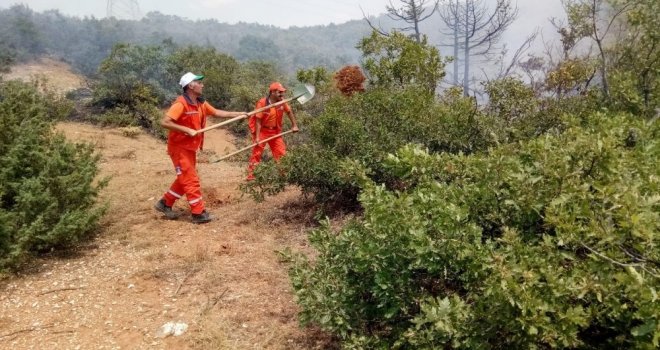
[
  {"left": 439, "top": 0, "right": 518, "bottom": 96},
  {"left": 362, "top": 0, "right": 439, "bottom": 43}
]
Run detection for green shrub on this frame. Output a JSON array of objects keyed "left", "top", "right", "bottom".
[
  {"left": 166, "top": 46, "right": 240, "bottom": 109},
  {"left": 358, "top": 31, "right": 446, "bottom": 93},
  {"left": 0, "top": 40, "right": 15, "bottom": 73},
  {"left": 0, "top": 80, "right": 107, "bottom": 270},
  {"left": 93, "top": 43, "right": 172, "bottom": 109},
  {"left": 95, "top": 106, "right": 138, "bottom": 127},
  {"left": 285, "top": 112, "right": 659, "bottom": 348}
]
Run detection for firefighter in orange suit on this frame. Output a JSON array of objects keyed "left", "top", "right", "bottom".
[
  {"left": 246, "top": 82, "right": 299, "bottom": 180},
  {"left": 155, "top": 72, "right": 246, "bottom": 224}
]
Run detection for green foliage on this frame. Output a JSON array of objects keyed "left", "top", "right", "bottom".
[
  {"left": 0, "top": 40, "right": 16, "bottom": 73},
  {"left": 226, "top": 60, "right": 283, "bottom": 136},
  {"left": 167, "top": 46, "right": 240, "bottom": 109},
  {"left": 0, "top": 5, "right": 371, "bottom": 77},
  {"left": 95, "top": 106, "right": 138, "bottom": 127},
  {"left": 234, "top": 35, "right": 281, "bottom": 63},
  {"left": 229, "top": 60, "right": 280, "bottom": 110},
  {"left": 134, "top": 100, "right": 168, "bottom": 139},
  {"left": 484, "top": 77, "right": 566, "bottom": 143},
  {"left": 92, "top": 43, "right": 275, "bottom": 138},
  {"left": 608, "top": 0, "right": 659, "bottom": 117},
  {"left": 0, "top": 5, "right": 44, "bottom": 62},
  {"left": 545, "top": 58, "right": 597, "bottom": 97},
  {"left": 426, "top": 88, "right": 494, "bottom": 154},
  {"left": 358, "top": 31, "right": 446, "bottom": 93},
  {"left": 297, "top": 66, "right": 331, "bottom": 87},
  {"left": 244, "top": 76, "right": 571, "bottom": 206},
  {"left": 93, "top": 43, "right": 172, "bottom": 109},
  {"left": 286, "top": 112, "right": 659, "bottom": 348},
  {"left": 296, "top": 66, "right": 336, "bottom": 117},
  {"left": 0, "top": 81, "right": 106, "bottom": 270},
  {"left": 554, "top": 0, "right": 659, "bottom": 116},
  {"left": 238, "top": 161, "right": 287, "bottom": 202}
]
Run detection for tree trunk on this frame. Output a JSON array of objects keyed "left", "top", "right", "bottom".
[
  {"left": 453, "top": 0, "right": 459, "bottom": 85},
  {"left": 463, "top": 1, "right": 470, "bottom": 96}
]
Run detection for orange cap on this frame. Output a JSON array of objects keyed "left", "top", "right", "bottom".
[{"left": 269, "top": 82, "right": 286, "bottom": 92}]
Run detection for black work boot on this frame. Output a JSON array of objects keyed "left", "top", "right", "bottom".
[
  {"left": 154, "top": 198, "right": 178, "bottom": 220},
  {"left": 191, "top": 210, "right": 212, "bottom": 224}
]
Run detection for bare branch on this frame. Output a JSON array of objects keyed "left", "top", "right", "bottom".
[
  {"left": 383, "top": 0, "right": 440, "bottom": 42},
  {"left": 361, "top": 6, "right": 390, "bottom": 37},
  {"left": 500, "top": 28, "right": 540, "bottom": 78},
  {"left": 580, "top": 241, "right": 642, "bottom": 268}
]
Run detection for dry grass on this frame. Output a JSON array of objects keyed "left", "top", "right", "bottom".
[
  {"left": 4, "top": 57, "right": 85, "bottom": 94},
  {"left": 117, "top": 126, "right": 143, "bottom": 138}
]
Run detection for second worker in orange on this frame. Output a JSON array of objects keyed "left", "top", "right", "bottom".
[{"left": 246, "top": 82, "right": 299, "bottom": 180}]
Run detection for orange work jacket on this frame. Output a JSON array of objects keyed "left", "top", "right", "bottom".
[
  {"left": 248, "top": 97, "right": 291, "bottom": 133},
  {"left": 166, "top": 95, "right": 217, "bottom": 151}
]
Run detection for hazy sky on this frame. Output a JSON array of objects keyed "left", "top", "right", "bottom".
[
  {"left": 0, "top": 0, "right": 565, "bottom": 29},
  {"left": 1, "top": 0, "right": 394, "bottom": 27}
]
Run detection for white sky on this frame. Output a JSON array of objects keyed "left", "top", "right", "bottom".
[
  {"left": 0, "top": 0, "right": 394, "bottom": 27},
  {"left": 0, "top": 1, "right": 565, "bottom": 29}
]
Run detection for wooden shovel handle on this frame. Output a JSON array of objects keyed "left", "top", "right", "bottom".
[
  {"left": 197, "top": 96, "right": 298, "bottom": 134},
  {"left": 212, "top": 129, "right": 295, "bottom": 163}
]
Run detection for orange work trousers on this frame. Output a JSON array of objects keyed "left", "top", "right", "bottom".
[
  {"left": 247, "top": 128, "right": 286, "bottom": 180},
  {"left": 162, "top": 146, "right": 205, "bottom": 214}
]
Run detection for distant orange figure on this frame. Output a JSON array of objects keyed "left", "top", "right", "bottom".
[
  {"left": 246, "top": 82, "right": 299, "bottom": 180},
  {"left": 155, "top": 72, "right": 246, "bottom": 224}
]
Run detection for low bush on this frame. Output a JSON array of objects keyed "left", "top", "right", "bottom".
[
  {"left": 0, "top": 80, "right": 107, "bottom": 271},
  {"left": 285, "top": 112, "right": 659, "bottom": 348}
]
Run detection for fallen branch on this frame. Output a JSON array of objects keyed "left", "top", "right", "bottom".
[
  {"left": 172, "top": 270, "right": 194, "bottom": 297},
  {"left": 199, "top": 288, "right": 229, "bottom": 316},
  {"left": 0, "top": 324, "right": 54, "bottom": 340},
  {"left": 37, "top": 287, "right": 85, "bottom": 296}
]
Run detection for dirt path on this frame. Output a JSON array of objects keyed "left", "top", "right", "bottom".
[{"left": 0, "top": 123, "right": 329, "bottom": 349}]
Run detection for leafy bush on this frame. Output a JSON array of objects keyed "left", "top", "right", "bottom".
[
  {"left": 285, "top": 112, "right": 659, "bottom": 348},
  {"left": 166, "top": 46, "right": 240, "bottom": 109},
  {"left": 0, "top": 40, "right": 15, "bottom": 73},
  {"left": 358, "top": 31, "right": 446, "bottom": 93},
  {"left": 93, "top": 43, "right": 172, "bottom": 109},
  {"left": 95, "top": 106, "right": 138, "bottom": 127},
  {"left": 0, "top": 80, "right": 106, "bottom": 270}
]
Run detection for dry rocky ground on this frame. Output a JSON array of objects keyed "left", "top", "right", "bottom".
[{"left": 0, "top": 60, "right": 333, "bottom": 349}]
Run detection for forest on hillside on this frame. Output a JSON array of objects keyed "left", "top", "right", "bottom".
[{"left": 0, "top": 4, "right": 372, "bottom": 76}]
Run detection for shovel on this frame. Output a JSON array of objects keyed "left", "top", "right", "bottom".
[
  {"left": 211, "top": 129, "right": 295, "bottom": 163},
  {"left": 197, "top": 84, "right": 315, "bottom": 134}
]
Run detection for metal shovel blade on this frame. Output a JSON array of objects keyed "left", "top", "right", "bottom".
[{"left": 292, "top": 84, "right": 315, "bottom": 105}]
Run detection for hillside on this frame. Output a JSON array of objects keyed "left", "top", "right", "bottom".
[{"left": 0, "top": 60, "right": 332, "bottom": 349}]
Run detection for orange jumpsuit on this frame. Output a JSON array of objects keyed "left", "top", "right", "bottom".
[
  {"left": 247, "top": 97, "right": 291, "bottom": 179},
  {"left": 162, "top": 95, "right": 217, "bottom": 214}
]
